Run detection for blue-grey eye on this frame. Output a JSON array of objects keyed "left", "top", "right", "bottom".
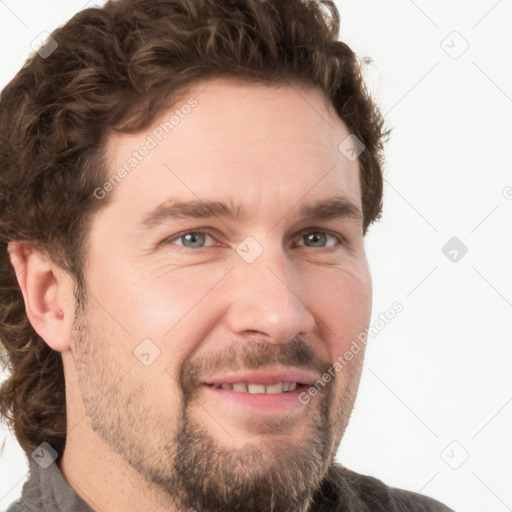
[
  {"left": 298, "top": 232, "right": 338, "bottom": 248},
  {"left": 174, "top": 232, "right": 211, "bottom": 248}
]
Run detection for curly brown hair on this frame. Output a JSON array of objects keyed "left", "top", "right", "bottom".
[{"left": 0, "top": 0, "right": 388, "bottom": 461}]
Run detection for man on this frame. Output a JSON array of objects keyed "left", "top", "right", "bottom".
[{"left": 0, "top": 0, "right": 454, "bottom": 510}]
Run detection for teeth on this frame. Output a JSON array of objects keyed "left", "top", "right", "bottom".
[
  {"left": 248, "top": 384, "right": 266, "bottom": 394},
  {"left": 265, "top": 382, "right": 284, "bottom": 394},
  {"left": 214, "top": 382, "right": 298, "bottom": 394}
]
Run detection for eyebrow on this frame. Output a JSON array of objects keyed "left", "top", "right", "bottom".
[{"left": 139, "top": 196, "right": 362, "bottom": 229}]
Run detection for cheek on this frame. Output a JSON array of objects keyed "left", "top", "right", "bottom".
[
  {"left": 89, "top": 255, "right": 228, "bottom": 341},
  {"left": 307, "top": 264, "right": 372, "bottom": 354}
]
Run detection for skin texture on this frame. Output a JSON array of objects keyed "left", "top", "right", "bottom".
[{"left": 9, "top": 78, "right": 373, "bottom": 512}]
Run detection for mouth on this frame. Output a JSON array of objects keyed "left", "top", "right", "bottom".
[
  {"left": 200, "top": 367, "right": 320, "bottom": 414},
  {"left": 207, "top": 381, "right": 299, "bottom": 394}
]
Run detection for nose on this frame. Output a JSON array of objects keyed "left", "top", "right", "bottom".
[{"left": 225, "top": 246, "right": 316, "bottom": 343}]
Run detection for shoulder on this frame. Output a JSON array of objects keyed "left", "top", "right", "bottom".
[
  {"left": 5, "top": 459, "right": 93, "bottom": 512},
  {"left": 310, "top": 463, "right": 455, "bottom": 512},
  {"left": 5, "top": 501, "right": 30, "bottom": 512},
  {"left": 5, "top": 461, "right": 43, "bottom": 512}
]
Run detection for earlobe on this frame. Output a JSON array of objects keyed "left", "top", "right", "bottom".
[{"left": 7, "top": 241, "right": 74, "bottom": 353}]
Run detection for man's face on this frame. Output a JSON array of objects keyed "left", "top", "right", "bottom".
[{"left": 69, "top": 78, "right": 372, "bottom": 512}]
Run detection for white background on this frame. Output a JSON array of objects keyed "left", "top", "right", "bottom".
[{"left": 1, "top": 1, "right": 511, "bottom": 511}]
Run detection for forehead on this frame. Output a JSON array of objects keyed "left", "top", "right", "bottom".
[{"left": 102, "top": 78, "right": 361, "bottom": 220}]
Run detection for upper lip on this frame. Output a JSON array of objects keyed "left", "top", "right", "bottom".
[{"left": 202, "top": 367, "right": 320, "bottom": 387}]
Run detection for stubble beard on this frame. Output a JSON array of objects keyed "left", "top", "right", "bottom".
[
  {"left": 162, "top": 381, "right": 336, "bottom": 512},
  {"left": 71, "top": 295, "right": 361, "bottom": 512}
]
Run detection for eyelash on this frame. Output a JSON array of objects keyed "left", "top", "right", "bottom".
[{"left": 161, "top": 228, "right": 347, "bottom": 251}]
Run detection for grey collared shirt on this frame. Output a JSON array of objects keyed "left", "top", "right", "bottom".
[
  {"left": 6, "top": 458, "right": 454, "bottom": 511},
  {"left": 6, "top": 459, "right": 93, "bottom": 512}
]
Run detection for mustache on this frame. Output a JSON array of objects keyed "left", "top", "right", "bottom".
[{"left": 179, "top": 337, "right": 331, "bottom": 395}]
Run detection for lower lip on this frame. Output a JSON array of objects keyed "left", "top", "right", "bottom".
[{"left": 201, "top": 385, "right": 310, "bottom": 414}]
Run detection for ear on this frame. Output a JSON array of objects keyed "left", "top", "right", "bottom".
[{"left": 7, "top": 241, "right": 76, "bottom": 352}]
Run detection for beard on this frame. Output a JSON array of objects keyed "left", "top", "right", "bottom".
[
  {"left": 70, "top": 293, "right": 362, "bottom": 512},
  {"left": 155, "top": 395, "right": 332, "bottom": 512}
]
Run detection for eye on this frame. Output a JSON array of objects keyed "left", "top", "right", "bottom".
[
  {"left": 167, "top": 231, "right": 216, "bottom": 249},
  {"left": 162, "top": 229, "right": 345, "bottom": 251},
  {"left": 296, "top": 231, "right": 343, "bottom": 248}
]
